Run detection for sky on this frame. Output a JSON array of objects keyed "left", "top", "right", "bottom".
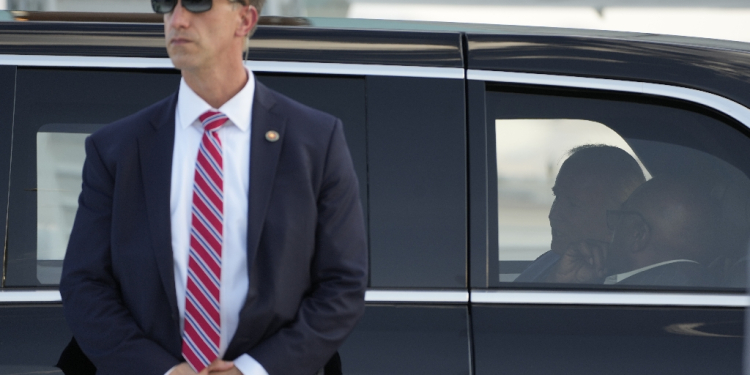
[
  {"left": 347, "top": 2, "right": 750, "bottom": 43},
  {"left": 2, "top": 0, "right": 750, "bottom": 43}
]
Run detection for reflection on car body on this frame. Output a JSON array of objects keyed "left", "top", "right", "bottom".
[{"left": 0, "top": 12, "right": 748, "bottom": 375}]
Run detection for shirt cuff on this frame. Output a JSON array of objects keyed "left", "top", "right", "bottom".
[{"left": 234, "top": 354, "right": 269, "bottom": 375}]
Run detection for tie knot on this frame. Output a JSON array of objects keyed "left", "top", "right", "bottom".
[{"left": 199, "top": 111, "right": 228, "bottom": 132}]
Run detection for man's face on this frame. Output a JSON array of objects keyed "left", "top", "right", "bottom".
[
  {"left": 164, "top": 0, "right": 243, "bottom": 71},
  {"left": 548, "top": 163, "right": 615, "bottom": 255}
]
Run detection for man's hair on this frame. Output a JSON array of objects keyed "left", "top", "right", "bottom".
[
  {"left": 229, "top": 0, "right": 264, "bottom": 10},
  {"left": 564, "top": 144, "right": 647, "bottom": 204},
  {"left": 229, "top": 0, "right": 265, "bottom": 51}
]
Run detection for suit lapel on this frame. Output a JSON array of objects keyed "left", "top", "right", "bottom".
[
  {"left": 247, "top": 81, "right": 286, "bottom": 268},
  {"left": 139, "top": 93, "right": 179, "bottom": 320}
]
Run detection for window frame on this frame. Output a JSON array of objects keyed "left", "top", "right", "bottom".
[
  {"left": 0, "top": 66, "right": 15, "bottom": 287},
  {"left": 4, "top": 67, "right": 182, "bottom": 287},
  {"left": 468, "top": 70, "right": 750, "bottom": 306}
]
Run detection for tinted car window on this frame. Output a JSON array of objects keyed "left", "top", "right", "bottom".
[
  {"left": 495, "top": 119, "right": 649, "bottom": 282},
  {"left": 366, "top": 76, "right": 467, "bottom": 288},
  {"left": 8, "top": 69, "right": 371, "bottom": 287},
  {"left": 7, "top": 68, "right": 182, "bottom": 286},
  {"left": 486, "top": 86, "right": 750, "bottom": 290}
]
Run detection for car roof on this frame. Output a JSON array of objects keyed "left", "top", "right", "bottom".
[
  {"left": 310, "top": 16, "right": 750, "bottom": 53},
  {"left": 3, "top": 11, "right": 750, "bottom": 54},
  {"left": 2, "top": 13, "right": 750, "bottom": 108}
]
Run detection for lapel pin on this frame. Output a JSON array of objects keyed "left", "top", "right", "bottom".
[{"left": 265, "top": 130, "right": 280, "bottom": 142}]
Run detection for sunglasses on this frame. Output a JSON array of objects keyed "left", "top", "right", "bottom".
[{"left": 152, "top": 0, "right": 223, "bottom": 14}]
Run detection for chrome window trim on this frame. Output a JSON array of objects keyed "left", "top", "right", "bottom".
[
  {"left": 468, "top": 70, "right": 750, "bottom": 128},
  {"left": 247, "top": 60, "right": 465, "bottom": 79},
  {"left": 0, "top": 54, "right": 465, "bottom": 79},
  {"left": 0, "top": 289, "right": 745, "bottom": 307},
  {"left": 365, "top": 290, "right": 469, "bottom": 303},
  {"left": 471, "top": 290, "right": 749, "bottom": 307},
  {"left": 0, "top": 290, "right": 62, "bottom": 303},
  {"left": 0, "top": 54, "right": 175, "bottom": 69}
]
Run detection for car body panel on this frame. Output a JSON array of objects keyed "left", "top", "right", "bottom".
[{"left": 0, "top": 16, "right": 747, "bottom": 375}]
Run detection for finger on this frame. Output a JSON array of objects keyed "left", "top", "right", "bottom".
[
  {"left": 207, "top": 360, "right": 235, "bottom": 372},
  {"left": 566, "top": 242, "right": 581, "bottom": 255},
  {"left": 587, "top": 241, "right": 609, "bottom": 277},
  {"left": 208, "top": 369, "right": 237, "bottom": 375},
  {"left": 574, "top": 241, "right": 594, "bottom": 265}
]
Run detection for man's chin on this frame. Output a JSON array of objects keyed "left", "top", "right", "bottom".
[
  {"left": 167, "top": 48, "right": 201, "bottom": 70},
  {"left": 549, "top": 238, "right": 566, "bottom": 255},
  {"left": 169, "top": 56, "right": 198, "bottom": 72}
]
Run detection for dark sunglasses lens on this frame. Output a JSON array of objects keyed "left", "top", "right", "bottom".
[
  {"left": 151, "top": 0, "right": 176, "bottom": 14},
  {"left": 183, "top": 0, "right": 212, "bottom": 13}
]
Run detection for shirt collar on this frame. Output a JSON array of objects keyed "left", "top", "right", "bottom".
[
  {"left": 177, "top": 68, "right": 255, "bottom": 132},
  {"left": 604, "top": 259, "right": 699, "bottom": 284}
]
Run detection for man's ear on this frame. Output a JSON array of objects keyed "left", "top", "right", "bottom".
[
  {"left": 236, "top": 4, "right": 259, "bottom": 38},
  {"left": 631, "top": 221, "right": 651, "bottom": 253}
]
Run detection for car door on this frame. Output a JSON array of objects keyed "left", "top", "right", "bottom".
[
  {"left": 467, "top": 48, "right": 750, "bottom": 374},
  {"left": 0, "top": 24, "right": 473, "bottom": 374}
]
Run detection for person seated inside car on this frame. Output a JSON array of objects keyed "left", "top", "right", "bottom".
[
  {"left": 514, "top": 144, "right": 646, "bottom": 282},
  {"left": 546, "top": 174, "right": 717, "bottom": 287}
]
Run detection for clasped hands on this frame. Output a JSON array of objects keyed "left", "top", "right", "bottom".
[
  {"left": 546, "top": 239, "right": 610, "bottom": 284},
  {"left": 171, "top": 360, "right": 242, "bottom": 375}
]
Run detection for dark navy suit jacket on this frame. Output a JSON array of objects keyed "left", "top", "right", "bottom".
[{"left": 59, "top": 81, "right": 368, "bottom": 375}]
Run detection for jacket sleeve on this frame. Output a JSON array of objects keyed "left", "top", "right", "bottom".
[
  {"left": 59, "top": 135, "right": 181, "bottom": 375},
  {"left": 248, "top": 119, "right": 369, "bottom": 375}
]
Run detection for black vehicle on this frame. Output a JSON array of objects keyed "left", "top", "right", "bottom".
[{"left": 0, "top": 12, "right": 748, "bottom": 375}]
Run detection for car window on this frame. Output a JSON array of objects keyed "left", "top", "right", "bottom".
[
  {"left": 365, "top": 76, "right": 466, "bottom": 288},
  {"left": 495, "top": 119, "right": 650, "bottom": 282},
  {"left": 36, "top": 125, "right": 101, "bottom": 285},
  {"left": 486, "top": 86, "right": 750, "bottom": 290},
  {"left": 6, "top": 68, "right": 181, "bottom": 286},
  {"left": 6, "top": 68, "right": 370, "bottom": 287}
]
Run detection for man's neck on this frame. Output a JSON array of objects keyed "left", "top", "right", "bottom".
[{"left": 182, "top": 61, "right": 249, "bottom": 109}]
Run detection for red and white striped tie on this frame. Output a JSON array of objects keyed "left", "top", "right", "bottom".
[{"left": 182, "top": 110, "right": 227, "bottom": 372}]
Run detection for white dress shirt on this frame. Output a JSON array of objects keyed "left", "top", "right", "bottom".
[
  {"left": 603, "top": 259, "right": 699, "bottom": 284},
  {"left": 168, "top": 69, "right": 268, "bottom": 375}
]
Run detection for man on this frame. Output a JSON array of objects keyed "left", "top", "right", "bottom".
[
  {"left": 59, "top": 0, "right": 368, "bottom": 374},
  {"left": 548, "top": 175, "right": 716, "bottom": 286},
  {"left": 514, "top": 144, "right": 645, "bottom": 282}
]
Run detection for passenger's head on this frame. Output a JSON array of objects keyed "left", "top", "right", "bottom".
[
  {"left": 606, "top": 175, "right": 718, "bottom": 275},
  {"left": 549, "top": 145, "right": 646, "bottom": 255},
  {"left": 163, "top": 0, "right": 261, "bottom": 72}
]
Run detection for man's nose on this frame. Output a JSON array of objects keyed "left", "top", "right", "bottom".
[
  {"left": 549, "top": 198, "right": 560, "bottom": 222},
  {"left": 167, "top": 0, "right": 190, "bottom": 29}
]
